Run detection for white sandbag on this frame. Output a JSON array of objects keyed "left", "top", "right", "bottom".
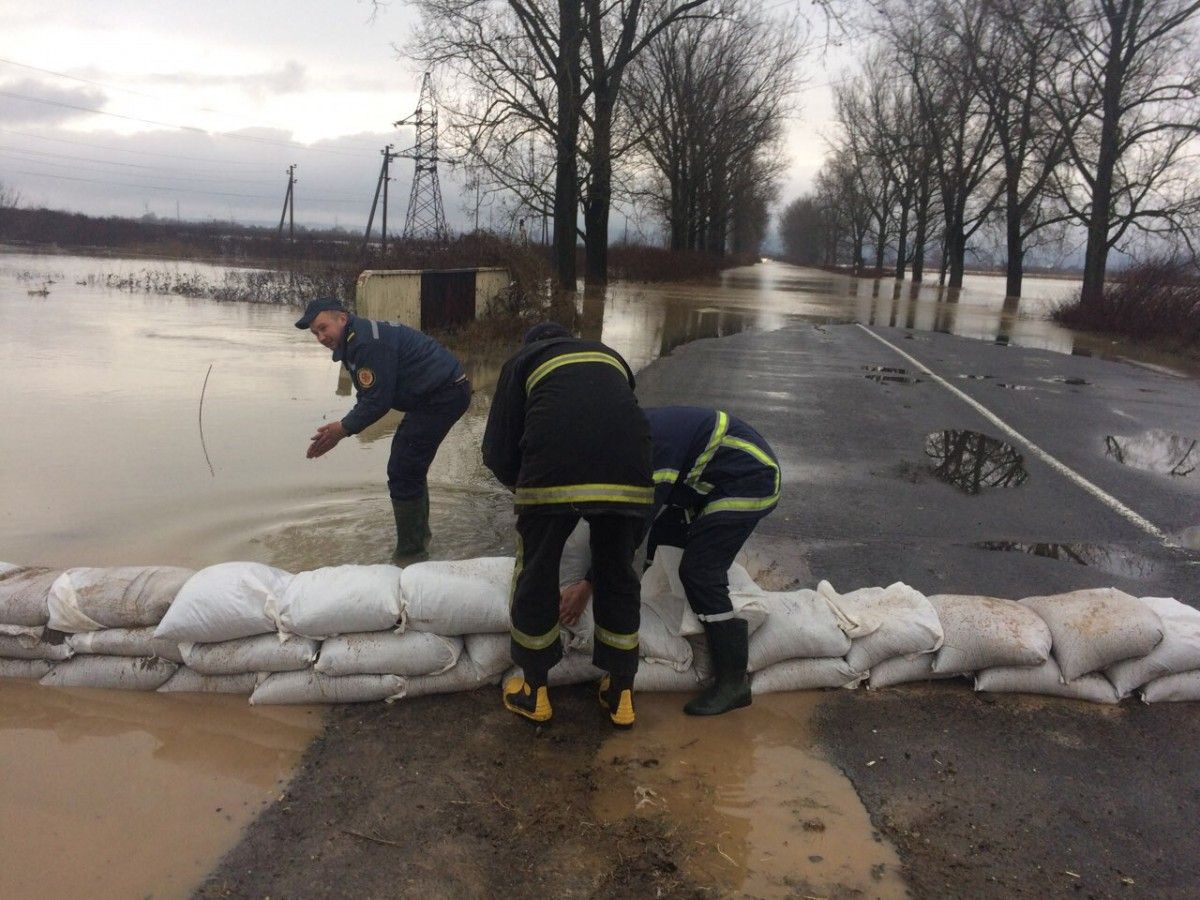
[
  {"left": 1021, "top": 588, "right": 1163, "bottom": 681},
  {"left": 0, "top": 633, "right": 73, "bottom": 661},
  {"left": 40, "top": 655, "right": 177, "bottom": 691},
  {"left": 559, "top": 521, "right": 592, "bottom": 588},
  {"left": 820, "top": 581, "right": 942, "bottom": 673},
  {"left": 400, "top": 557, "right": 513, "bottom": 635},
  {"left": 0, "top": 567, "right": 59, "bottom": 633},
  {"left": 561, "top": 602, "right": 693, "bottom": 672},
  {"left": 643, "top": 547, "right": 768, "bottom": 637},
  {"left": 464, "top": 632, "right": 513, "bottom": 678},
  {"left": 0, "top": 562, "right": 19, "bottom": 576},
  {"left": 315, "top": 631, "right": 460, "bottom": 677},
  {"left": 930, "top": 594, "right": 1052, "bottom": 674},
  {"left": 154, "top": 562, "right": 291, "bottom": 643},
  {"left": 748, "top": 590, "right": 852, "bottom": 672},
  {"left": 868, "top": 654, "right": 959, "bottom": 689},
  {"left": 752, "top": 657, "right": 864, "bottom": 694},
  {"left": 273, "top": 564, "right": 403, "bottom": 638},
  {"left": 400, "top": 658, "right": 497, "bottom": 699},
  {"left": 634, "top": 661, "right": 702, "bottom": 692},
  {"left": 180, "top": 633, "right": 318, "bottom": 675},
  {"left": 1140, "top": 670, "right": 1200, "bottom": 703},
  {"left": 67, "top": 627, "right": 184, "bottom": 663},
  {"left": 48, "top": 566, "right": 194, "bottom": 632},
  {"left": 1105, "top": 597, "right": 1200, "bottom": 697},
  {"left": 250, "top": 671, "right": 404, "bottom": 705},
  {"left": 158, "top": 668, "right": 262, "bottom": 694},
  {"left": 0, "top": 658, "right": 53, "bottom": 679},
  {"left": 542, "top": 654, "right": 605, "bottom": 686},
  {"left": 974, "top": 658, "right": 1119, "bottom": 704}
]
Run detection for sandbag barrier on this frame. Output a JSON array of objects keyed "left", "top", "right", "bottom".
[{"left": 2, "top": 556, "right": 1199, "bottom": 706}]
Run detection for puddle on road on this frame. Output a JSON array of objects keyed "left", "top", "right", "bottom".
[
  {"left": 594, "top": 694, "right": 908, "bottom": 899},
  {"left": 925, "top": 430, "right": 1029, "bottom": 494},
  {"left": 0, "top": 681, "right": 322, "bottom": 899},
  {"left": 972, "top": 541, "right": 1161, "bottom": 580},
  {"left": 1105, "top": 430, "right": 1197, "bottom": 478}
]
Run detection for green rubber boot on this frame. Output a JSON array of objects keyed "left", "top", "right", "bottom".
[
  {"left": 390, "top": 496, "right": 429, "bottom": 564},
  {"left": 684, "top": 618, "right": 752, "bottom": 716}
]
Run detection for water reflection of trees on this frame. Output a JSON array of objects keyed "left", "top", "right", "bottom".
[
  {"left": 924, "top": 429, "right": 1028, "bottom": 494},
  {"left": 974, "top": 541, "right": 1158, "bottom": 580},
  {"left": 1105, "top": 430, "right": 1196, "bottom": 477}
]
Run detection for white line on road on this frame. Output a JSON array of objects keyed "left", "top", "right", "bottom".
[{"left": 856, "top": 324, "right": 1178, "bottom": 549}]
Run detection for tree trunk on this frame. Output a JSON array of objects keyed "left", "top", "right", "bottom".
[
  {"left": 552, "top": 0, "right": 583, "bottom": 291},
  {"left": 583, "top": 98, "right": 613, "bottom": 285},
  {"left": 1005, "top": 175, "right": 1024, "bottom": 298},
  {"left": 894, "top": 198, "right": 911, "bottom": 280}
]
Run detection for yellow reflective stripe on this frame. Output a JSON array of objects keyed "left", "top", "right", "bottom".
[
  {"left": 700, "top": 493, "right": 781, "bottom": 516},
  {"left": 694, "top": 481, "right": 715, "bottom": 495},
  {"left": 653, "top": 468, "right": 679, "bottom": 484},
  {"left": 720, "top": 435, "right": 776, "bottom": 469},
  {"left": 514, "top": 483, "right": 654, "bottom": 505},
  {"left": 595, "top": 625, "right": 639, "bottom": 651},
  {"left": 525, "top": 352, "right": 628, "bottom": 394},
  {"left": 510, "top": 622, "right": 561, "bottom": 651},
  {"left": 685, "top": 411, "right": 728, "bottom": 487}
]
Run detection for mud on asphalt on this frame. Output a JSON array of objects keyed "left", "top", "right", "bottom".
[{"left": 195, "top": 686, "right": 705, "bottom": 899}]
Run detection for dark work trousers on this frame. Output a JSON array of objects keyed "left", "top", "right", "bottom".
[
  {"left": 386, "top": 378, "right": 471, "bottom": 501},
  {"left": 647, "top": 507, "right": 764, "bottom": 623},
  {"left": 510, "top": 513, "right": 644, "bottom": 680}
]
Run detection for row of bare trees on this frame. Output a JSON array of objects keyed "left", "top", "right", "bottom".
[
  {"left": 405, "top": 0, "right": 802, "bottom": 288},
  {"left": 781, "top": 0, "right": 1200, "bottom": 306}
]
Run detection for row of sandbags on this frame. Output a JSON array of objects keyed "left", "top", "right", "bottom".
[{"left": 2, "top": 556, "right": 1199, "bottom": 704}]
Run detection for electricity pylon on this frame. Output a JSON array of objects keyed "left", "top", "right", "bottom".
[{"left": 395, "top": 73, "right": 449, "bottom": 242}]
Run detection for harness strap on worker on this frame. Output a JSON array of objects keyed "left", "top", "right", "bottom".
[{"left": 524, "top": 351, "right": 629, "bottom": 394}]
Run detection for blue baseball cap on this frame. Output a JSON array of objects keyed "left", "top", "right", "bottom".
[{"left": 295, "top": 298, "right": 347, "bottom": 329}]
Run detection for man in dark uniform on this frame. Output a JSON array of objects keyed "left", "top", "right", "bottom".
[
  {"left": 559, "top": 406, "right": 781, "bottom": 717},
  {"left": 482, "top": 322, "right": 653, "bottom": 728},
  {"left": 296, "top": 298, "right": 470, "bottom": 562}
]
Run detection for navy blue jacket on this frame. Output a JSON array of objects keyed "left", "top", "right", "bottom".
[
  {"left": 334, "top": 314, "right": 464, "bottom": 434},
  {"left": 645, "top": 406, "right": 780, "bottom": 520}
]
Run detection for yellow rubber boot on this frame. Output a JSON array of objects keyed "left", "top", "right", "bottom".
[
  {"left": 598, "top": 674, "right": 636, "bottom": 729},
  {"left": 502, "top": 676, "right": 552, "bottom": 723}
]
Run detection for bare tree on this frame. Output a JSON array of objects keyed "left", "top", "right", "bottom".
[
  {"left": 1048, "top": 0, "right": 1200, "bottom": 307},
  {"left": 0, "top": 180, "right": 20, "bottom": 210}
]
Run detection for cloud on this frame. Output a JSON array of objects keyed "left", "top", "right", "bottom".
[
  {"left": 0, "top": 78, "right": 107, "bottom": 125},
  {"left": 142, "top": 60, "right": 309, "bottom": 96}
]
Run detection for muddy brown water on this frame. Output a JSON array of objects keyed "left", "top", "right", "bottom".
[{"left": 0, "top": 249, "right": 1177, "bottom": 897}]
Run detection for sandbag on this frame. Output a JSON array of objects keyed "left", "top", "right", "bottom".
[
  {"left": 643, "top": 547, "right": 768, "bottom": 637},
  {"left": 1021, "top": 588, "right": 1163, "bottom": 681},
  {"left": 544, "top": 654, "right": 605, "bottom": 686},
  {"left": 0, "top": 567, "right": 59, "bottom": 633},
  {"left": 748, "top": 589, "right": 852, "bottom": 672},
  {"left": 560, "top": 602, "right": 693, "bottom": 672},
  {"left": 315, "top": 631, "right": 461, "bottom": 677},
  {"left": 158, "top": 668, "right": 262, "bottom": 694},
  {"left": 401, "top": 658, "right": 497, "bottom": 699},
  {"left": 0, "top": 658, "right": 53, "bottom": 679},
  {"left": 1105, "top": 597, "right": 1200, "bottom": 697},
  {"left": 250, "top": 671, "right": 404, "bottom": 705},
  {"left": 820, "top": 581, "right": 942, "bottom": 673},
  {"left": 180, "top": 633, "right": 318, "bottom": 675},
  {"left": 0, "top": 633, "right": 73, "bottom": 661},
  {"left": 751, "top": 657, "right": 864, "bottom": 694},
  {"left": 400, "top": 558, "right": 513, "bottom": 634},
  {"left": 1140, "top": 670, "right": 1200, "bottom": 703},
  {"left": 930, "top": 594, "right": 1052, "bottom": 674},
  {"left": 464, "top": 633, "right": 513, "bottom": 678},
  {"left": 48, "top": 566, "right": 193, "bottom": 632},
  {"left": 974, "top": 658, "right": 1119, "bottom": 704},
  {"left": 867, "top": 654, "right": 951, "bottom": 689},
  {"left": 40, "top": 655, "right": 177, "bottom": 691},
  {"left": 68, "top": 627, "right": 184, "bottom": 663},
  {"left": 274, "top": 564, "right": 403, "bottom": 638},
  {"left": 559, "top": 521, "right": 592, "bottom": 588},
  {"left": 154, "top": 562, "right": 291, "bottom": 643},
  {"left": 634, "top": 661, "right": 703, "bottom": 692}
]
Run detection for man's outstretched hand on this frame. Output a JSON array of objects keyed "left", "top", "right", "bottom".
[
  {"left": 559, "top": 579, "right": 593, "bottom": 627},
  {"left": 307, "top": 421, "right": 348, "bottom": 458}
]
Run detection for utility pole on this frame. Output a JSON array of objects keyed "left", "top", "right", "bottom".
[
  {"left": 395, "top": 72, "right": 449, "bottom": 242},
  {"left": 277, "top": 164, "right": 296, "bottom": 240},
  {"left": 362, "top": 144, "right": 396, "bottom": 254}
]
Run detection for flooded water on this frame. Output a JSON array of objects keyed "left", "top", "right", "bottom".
[
  {"left": 924, "top": 430, "right": 1029, "bottom": 494},
  {"left": 596, "top": 693, "right": 908, "bottom": 898},
  {"left": 0, "top": 248, "right": 1182, "bottom": 897}
]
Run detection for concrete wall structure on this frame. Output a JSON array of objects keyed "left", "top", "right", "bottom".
[{"left": 355, "top": 267, "right": 510, "bottom": 329}]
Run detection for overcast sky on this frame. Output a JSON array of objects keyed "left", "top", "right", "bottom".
[{"left": 0, "top": 1, "right": 844, "bottom": 238}]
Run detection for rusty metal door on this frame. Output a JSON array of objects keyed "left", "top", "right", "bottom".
[{"left": 420, "top": 269, "right": 476, "bottom": 329}]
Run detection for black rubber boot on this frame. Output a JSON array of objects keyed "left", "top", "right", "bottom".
[
  {"left": 684, "top": 618, "right": 752, "bottom": 716},
  {"left": 503, "top": 672, "right": 552, "bottom": 723},
  {"left": 390, "top": 496, "right": 429, "bottom": 564}
]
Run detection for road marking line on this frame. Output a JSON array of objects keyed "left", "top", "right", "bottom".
[{"left": 855, "top": 324, "right": 1177, "bottom": 548}]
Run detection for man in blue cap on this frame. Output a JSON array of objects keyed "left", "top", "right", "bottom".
[{"left": 296, "top": 298, "right": 469, "bottom": 561}]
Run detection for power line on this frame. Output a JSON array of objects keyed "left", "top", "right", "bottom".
[
  {"left": 0, "top": 127, "right": 276, "bottom": 165},
  {"left": 0, "top": 145, "right": 280, "bottom": 182}
]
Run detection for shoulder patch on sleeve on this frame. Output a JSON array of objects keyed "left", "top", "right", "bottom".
[{"left": 357, "top": 367, "right": 375, "bottom": 388}]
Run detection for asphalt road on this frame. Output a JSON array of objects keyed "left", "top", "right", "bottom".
[{"left": 636, "top": 322, "right": 1200, "bottom": 603}]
